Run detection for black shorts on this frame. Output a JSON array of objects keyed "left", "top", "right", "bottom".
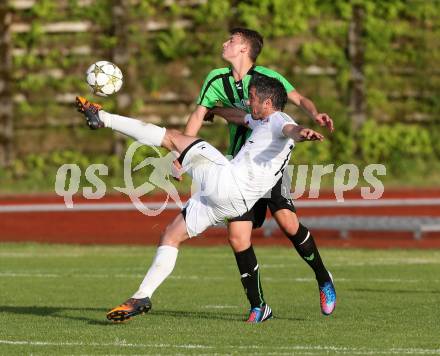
[{"left": 229, "top": 177, "right": 296, "bottom": 229}]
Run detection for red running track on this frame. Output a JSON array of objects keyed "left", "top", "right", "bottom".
[{"left": 1, "top": 189, "right": 440, "bottom": 249}]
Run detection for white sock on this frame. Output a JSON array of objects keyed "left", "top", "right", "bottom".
[
  {"left": 99, "top": 110, "right": 166, "bottom": 146},
  {"left": 132, "top": 245, "right": 179, "bottom": 299}
]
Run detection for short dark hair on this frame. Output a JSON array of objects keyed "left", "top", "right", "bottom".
[
  {"left": 230, "top": 28, "right": 263, "bottom": 63},
  {"left": 249, "top": 75, "right": 288, "bottom": 111}
]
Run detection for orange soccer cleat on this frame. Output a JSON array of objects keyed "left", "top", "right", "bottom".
[
  {"left": 75, "top": 96, "right": 104, "bottom": 130},
  {"left": 106, "top": 297, "right": 152, "bottom": 322}
]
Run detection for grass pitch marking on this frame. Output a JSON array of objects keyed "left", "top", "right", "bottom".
[
  {"left": 332, "top": 258, "right": 440, "bottom": 267},
  {"left": 0, "top": 271, "right": 439, "bottom": 284},
  {"left": 1, "top": 340, "right": 440, "bottom": 354},
  {"left": 0, "top": 252, "right": 85, "bottom": 258},
  {"left": 0, "top": 339, "right": 213, "bottom": 350},
  {"left": 0, "top": 272, "right": 59, "bottom": 278}
]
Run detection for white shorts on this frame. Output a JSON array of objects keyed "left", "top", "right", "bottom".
[{"left": 179, "top": 140, "right": 247, "bottom": 237}]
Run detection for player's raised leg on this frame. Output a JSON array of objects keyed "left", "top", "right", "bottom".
[
  {"left": 106, "top": 213, "right": 189, "bottom": 322},
  {"left": 75, "top": 96, "right": 198, "bottom": 154}
]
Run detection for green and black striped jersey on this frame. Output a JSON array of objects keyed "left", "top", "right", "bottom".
[{"left": 197, "top": 65, "right": 295, "bottom": 157}]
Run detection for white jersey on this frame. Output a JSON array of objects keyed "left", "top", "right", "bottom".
[
  {"left": 230, "top": 111, "right": 296, "bottom": 210},
  {"left": 181, "top": 111, "right": 297, "bottom": 237}
]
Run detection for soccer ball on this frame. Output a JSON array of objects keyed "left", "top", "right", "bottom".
[{"left": 86, "top": 61, "right": 123, "bottom": 97}]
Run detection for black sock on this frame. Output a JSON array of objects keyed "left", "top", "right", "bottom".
[
  {"left": 287, "top": 223, "right": 330, "bottom": 285},
  {"left": 234, "top": 245, "right": 265, "bottom": 309}
]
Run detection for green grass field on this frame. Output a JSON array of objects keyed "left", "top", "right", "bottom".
[{"left": 0, "top": 243, "right": 439, "bottom": 355}]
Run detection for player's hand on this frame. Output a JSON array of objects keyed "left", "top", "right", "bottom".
[
  {"left": 299, "top": 128, "right": 324, "bottom": 141},
  {"left": 203, "top": 109, "right": 215, "bottom": 122},
  {"left": 314, "top": 113, "right": 334, "bottom": 132},
  {"left": 171, "top": 160, "right": 183, "bottom": 181}
]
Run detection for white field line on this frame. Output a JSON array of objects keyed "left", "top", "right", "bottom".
[
  {"left": 0, "top": 339, "right": 212, "bottom": 349},
  {"left": 0, "top": 251, "right": 236, "bottom": 259},
  {"left": 1, "top": 198, "right": 440, "bottom": 213},
  {"left": 1, "top": 253, "right": 439, "bottom": 267},
  {"left": 330, "top": 259, "right": 440, "bottom": 267},
  {"left": 0, "top": 340, "right": 439, "bottom": 354},
  {"left": 263, "top": 260, "right": 440, "bottom": 268},
  {"left": 0, "top": 272, "right": 59, "bottom": 278},
  {"left": 0, "top": 251, "right": 230, "bottom": 259},
  {"left": 261, "top": 264, "right": 291, "bottom": 268},
  {"left": 0, "top": 271, "right": 439, "bottom": 284},
  {"left": 0, "top": 252, "right": 87, "bottom": 258}
]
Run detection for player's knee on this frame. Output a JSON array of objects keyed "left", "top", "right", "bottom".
[
  {"left": 279, "top": 214, "right": 300, "bottom": 236},
  {"left": 160, "top": 225, "right": 181, "bottom": 247},
  {"left": 229, "top": 239, "right": 251, "bottom": 252},
  {"left": 228, "top": 232, "right": 251, "bottom": 251},
  {"left": 228, "top": 232, "right": 241, "bottom": 244},
  {"left": 227, "top": 221, "right": 252, "bottom": 251}
]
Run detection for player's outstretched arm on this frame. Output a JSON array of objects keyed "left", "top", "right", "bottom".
[
  {"left": 282, "top": 124, "right": 324, "bottom": 142},
  {"left": 207, "top": 107, "right": 248, "bottom": 126},
  {"left": 288, "top": 90, "right": 334, "bottom": 132},
  {"left": 184, "top": 105, "right": 209, "bottom": 136}
]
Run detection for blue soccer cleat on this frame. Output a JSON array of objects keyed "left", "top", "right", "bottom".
[
  {"left": 246, "top": 304, "right": 273, "bottom": 323},
  {"left": 319, "top": 272, "right": 336, "bottom": 315}
]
